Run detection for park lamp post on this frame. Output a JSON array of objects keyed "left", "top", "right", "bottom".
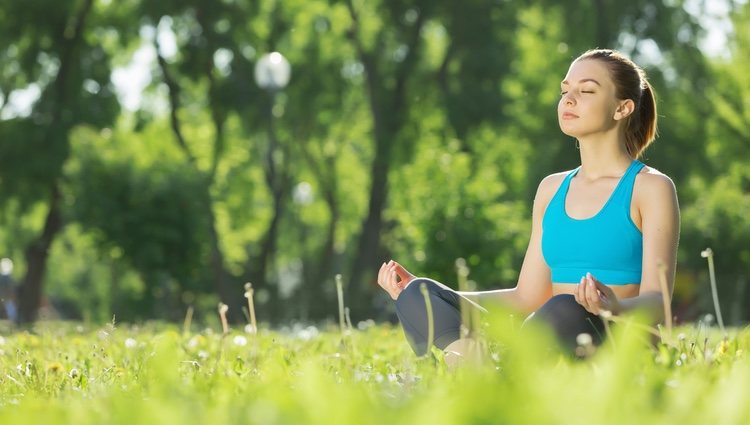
[
  {"left": 254, "top": 51, "right": 291, "bottom": 172},
  {"left": 253, "top": 52, "right": 291, "bottom": 309},
  {"left": 253, "top": 51, "right": 291, "bottom": 166},
  {"left": 254, "top": 52, "right": 291, "bottom": 94}
]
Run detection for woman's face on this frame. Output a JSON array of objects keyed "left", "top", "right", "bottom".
[{"left": 557, "top": 59, "right": 622, "bottom": 139}]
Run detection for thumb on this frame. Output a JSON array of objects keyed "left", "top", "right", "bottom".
[{"left": 393, "top": 262, "right": 413, "bottom": 280}]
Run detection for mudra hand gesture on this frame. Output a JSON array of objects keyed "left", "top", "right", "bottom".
[
  {"left": 377, "top": 260, "right": 416, "bottom": 300},
  {"left": 574, "top": 272, "right": 622, "bottom": 315}
]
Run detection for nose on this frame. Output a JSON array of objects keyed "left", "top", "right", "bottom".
[{"left": 563, "top": 93, "right": 575, "bottom": 106}]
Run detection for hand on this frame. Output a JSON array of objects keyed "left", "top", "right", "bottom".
[
  {"left": 377, "top": 259, "right": 416, "bottom": 300},
  {"left": 574, "top": 272, "right": 621, "bottom": 316}
]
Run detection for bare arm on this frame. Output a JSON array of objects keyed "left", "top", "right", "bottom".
[
  {"left": 617, "top": 173, "right": 680, "bottom": 321},
  {"left": 456, "top": 176, "right": 557, "bottom": 314}
]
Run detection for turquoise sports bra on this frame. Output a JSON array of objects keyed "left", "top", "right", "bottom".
[{"left": 541, "top": 160, "right": 645, "bottom": 285}]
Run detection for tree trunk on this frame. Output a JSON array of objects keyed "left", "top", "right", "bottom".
[
  {"left": 17, "top": 186, "right": 63, "bottom": 323},
  {"left": 346, "top": 141, "right": 391, "bottom": 318},
  {"left": 16, "top": 0, "right": 95, "bottom": 324},
  {"left": 307, "top": 189, "right": 340, "bottom": 320}
]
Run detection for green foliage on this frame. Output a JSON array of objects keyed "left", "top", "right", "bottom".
[
  {"left": 0, "top": 317, "right": 748, "bottom": 424},
  {"left": 0, "top": 0, "right": 747, "bottom": 322},
  {"left": 65, "top": 128, "right": 211, "bottom": 302}
]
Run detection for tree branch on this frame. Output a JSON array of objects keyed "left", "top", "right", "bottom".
[{"left": 154, "top": 35, "right": 197, "bottom": 166}]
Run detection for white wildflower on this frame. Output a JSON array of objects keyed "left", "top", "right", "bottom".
[
  {"left": 69, "top": 368, "right": 80, "bottom": 379},
  {"left": 233, "top": 335, "right": 248, "bottom": 347},
  {"left": 576, "top": 333, "right": 593, "bottom": 347},
  {"left": 124, "top": 338, "right": 137, "bottom": 349},
  {"left": 187, "top": 336, "right": 201, "bottom": 349},
  {"left": 357, "top": 319, "right": 375, "bottom": 331},
  {"left": 296, "top": 326, "right": 319, "bottom": 341}
]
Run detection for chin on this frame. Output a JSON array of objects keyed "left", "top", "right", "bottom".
[{"left": 558, "top": 122, "right": 581, "bottom": 138}]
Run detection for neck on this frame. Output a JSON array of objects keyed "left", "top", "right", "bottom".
[{"left": 576, "top": 129, "right": 633, "bottom": 180}]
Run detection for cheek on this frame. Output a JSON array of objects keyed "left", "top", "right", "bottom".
[{"left": 556, "top": 99, "right": 566, "bottom": 113}]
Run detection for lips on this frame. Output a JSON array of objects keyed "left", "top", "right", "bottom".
[{"left": 562, "top": 112, "right": 579, "bottom": 120}]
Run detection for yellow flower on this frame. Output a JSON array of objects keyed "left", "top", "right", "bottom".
[
  {"left": 47, "top": 362, "right": 64, "bottom": 373},
  {"left": 718, "top": 339, "right": 729, "bottom": 355}
]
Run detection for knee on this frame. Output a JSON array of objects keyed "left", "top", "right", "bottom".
[
  {"left": 534, "top": 294, "right": 578, "bottom": 320},
  {"left": 397, "top": 278, "right": 436, "bottom": 303}
]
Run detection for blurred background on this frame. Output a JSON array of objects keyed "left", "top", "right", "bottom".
[{"left": 0, "top": 0, "right": 747, "bottom": 327}]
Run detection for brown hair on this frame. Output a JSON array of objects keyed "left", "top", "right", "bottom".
[{"left": 575, "top": 49, "right": 657, "bottom": 159}]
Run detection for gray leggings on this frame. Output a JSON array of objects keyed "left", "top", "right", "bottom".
[{"left": 395, "top": 278, "right": 605, "bottom": 356}]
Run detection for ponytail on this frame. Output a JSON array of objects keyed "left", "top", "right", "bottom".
[{"left": 625, "top": 79, "right": 657, "bottom": 159}]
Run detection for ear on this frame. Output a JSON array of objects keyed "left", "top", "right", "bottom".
[{"left": 613, "top": 99, "right": 635, "bottom": 121}]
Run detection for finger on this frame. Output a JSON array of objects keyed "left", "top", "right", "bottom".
[
  {"left": 393, "top": 261, "right": 410, "bottom": 275},
  {"left": 576, "top": 276, "right": 586, "bottom": 308},
  {"left": 394, "top": 264, "right": 411, "bottom": 282},
  {"left": 377, "top": 262, "right": 387, "bottom": 287},
  {"left": 573, "top": 277, "right": 583, "bottom": 304},
  {"left": 390, "top": 267, "right": 400, "bottom": 289},
  {"left": 579, "top": 275, "right": 593, "bottom": 311},
  {"left": 585, "top": 275, "right": 600, "bottom": 314}
]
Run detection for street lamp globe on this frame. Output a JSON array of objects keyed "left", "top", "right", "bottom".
[{"left": 254, "top": 52, "right": 291, "bottom": 91}]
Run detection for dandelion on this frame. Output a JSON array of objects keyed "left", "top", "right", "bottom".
[
  {"left": 576, "top": 333, "right": 593, "bottom": 347},
  {"left": 183, "top": 305, "right": 194, "bottom": 336},
  {"left": 576, "top": 333, "right": 595, "bottom": 358},
  {"left": 420, "top": 282, "right": 435, "bottom": 355},
  {"left": 187, "top": 335, "right": 202, "bottom": 349},
  {"left": 357, "top": 319, "right": 375, "bottom": 331},
  {"left": 718, "top": 339, "right": 729, "bottom": 355},
  {"left": 233, "top": 335, "right": 248, "bottom": 347},
  {"left": 124, "top": 338, "right": 137, "bottom": 349},
  {"left": 47, "top": 362, "right": 64, "bottom": 373},
  {"left": 244, "top": 283, "right": 257, "bottom": 335},
  {"left": 244, "top": 324, "right": 256, "bottom": 334},
  {"left": 218, "top": 303, "right": 230, "bottom": 335},
  {"left": 701, "top": 248, "right": 725, "bottom": 335},
  {"left": 296, "top": 326, "right": 319, "bottom": 341},
  {"left": 335, "top": 274, "right": 346, "bottom": 335}
]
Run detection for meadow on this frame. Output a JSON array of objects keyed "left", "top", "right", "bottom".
[{"left": 0, "top": 308, "right": 748, "bottom": 425}]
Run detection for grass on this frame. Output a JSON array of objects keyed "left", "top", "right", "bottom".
[{"left": 0, "top": 310, "right": 748, "bottom": 425}]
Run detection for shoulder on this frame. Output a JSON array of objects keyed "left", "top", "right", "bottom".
[
  {"left": 532, "top": 169, "right": 573, "bottom": 214},
  {"left": 634, "top": 165, "right": 677, "bottom": 200},
  {"left": 535, "top": 170, "right": 571, "bottom": 201}
]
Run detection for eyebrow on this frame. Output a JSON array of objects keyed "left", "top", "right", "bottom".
[{"left": 560, "top": 78, "right": 601, "bottom": 86}]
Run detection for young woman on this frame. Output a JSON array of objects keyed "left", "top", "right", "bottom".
[{"left": 377, "top": 49, "right": 680, "bottom": 361}]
